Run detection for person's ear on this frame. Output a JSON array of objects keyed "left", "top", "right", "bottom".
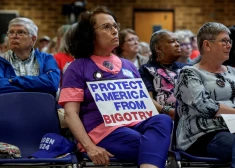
[
  {"left": 31, "top": 35, "right": 37, "bottom": 46},
  {"left": 155, "top": 44, "right": 160, "bottom": 53},
  {"left": 203, "top": 40, "right": 211, "bottom": 52}
]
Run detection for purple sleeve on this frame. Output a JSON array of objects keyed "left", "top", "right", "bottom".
[{"left": 61, "top": 59, "right": 85, "bottom": 89}]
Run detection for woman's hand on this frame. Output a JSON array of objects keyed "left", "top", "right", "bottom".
[{"left": 86, "top": 145, "right": 114, "bottom": 166}]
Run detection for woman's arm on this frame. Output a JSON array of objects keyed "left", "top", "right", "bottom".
[
  {"left": 64, "top": 102, "right": 114, "bottom": 165},
  {"left": 216, "top": 104, "right": 235, "bottom": 116},
  {"left": 149, "top": 91, "right": 175, "bottom": 119}
]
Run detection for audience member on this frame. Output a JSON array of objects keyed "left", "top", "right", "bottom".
[
  {"left": 174, "top": 22, "right": 235, "bottom": 163},
  {"left": 44, "top": 37, "right": 57, "bottom": 55},
  {"left": 0, "top": 35, "right": 8, "bottom": 54},
  {"left": 0, "top": 17, "right": 60, "bottom": 95},
  {"left": 54, "top": 24, "right": 76, "bottom": 86},
  {"left": 175, "top": 30, "right": 192, "bottom": 63},
  {"left": 115, "top": 28, "right": 148, "bottom": 69},
  {"left": 38, "top": 35, "right": 50, "bottom": 51},
  {"left": 139, "top": 30, "right": 186, "bottom": 119},
  {"left": 187, "top": 31, "right": 200, "bottom": 60},
  {"left": 139, "top": 41, "right": 151, "bottom": 57},
  {"left": 56, "top": 24, "right": 71, "bottom": 53},
  {"left": 58, "top": 6, "right": 172, "bottom": 168}
]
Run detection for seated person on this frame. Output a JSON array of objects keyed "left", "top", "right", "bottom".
[
  {"left": 174, "top": 22, "right": 235, "bottom": 164},
  {"left": 139, "top": 41, "right": 151, "bottom": 57},
  {"left": 139, "top": 30, "right": 187, "bottom": 119},
  {"left": 175, "top": 30, "right": 192, "bottom": 63},
  {"left": 54, "top": 24, "right": 76, "bottom": 86},
  {"left": 115, "top": 28, "right": 148, "bottom": 69},
  {"left": 0, "top": 17, "right": 60, "bottom": 96},
  {"left": 58, "top": 6, "right": 172, "bottom": 168}
]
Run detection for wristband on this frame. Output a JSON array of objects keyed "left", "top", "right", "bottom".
[{"left": 160, "top": 106, "right": 171, "bottom": 114}]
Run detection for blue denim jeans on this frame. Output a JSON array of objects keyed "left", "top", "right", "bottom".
[
  {"left": 232, "top": 138, "right": 235, "bottom": 168},
  {"left": 206, "top": 131, "right": 235, "bottom": 167}
]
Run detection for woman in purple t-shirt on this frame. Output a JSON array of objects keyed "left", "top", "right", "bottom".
[{"left": 58, "top": 6, "right": 172, "bottom": 168}]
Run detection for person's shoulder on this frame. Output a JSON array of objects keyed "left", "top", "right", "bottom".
[
  {"left": 34, "top": 48, "right": 53, "bottom": 59},
  {"left": 227, "top": 65, "right": 235, "bottom": 74},
  {"left": 137, "top": 54, "right": 149, "bottom": 64},
  {"left": 174, "top": 62, "right": 191, "bottom": 69}
]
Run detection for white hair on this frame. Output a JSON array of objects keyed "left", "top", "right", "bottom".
[{"left": 8, "top": 17, "right": 38, "bottom": 38}]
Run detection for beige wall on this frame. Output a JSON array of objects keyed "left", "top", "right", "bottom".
[{"left": 0, "top": 0, "right": 234, "bottom": 42}]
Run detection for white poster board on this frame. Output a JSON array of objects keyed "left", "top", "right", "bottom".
[
  {"left": 221, "top": 114, "right": 235, "bottom": 133},
  {"left": 87, "top": 78, "right": 159, "bottom": 126}
]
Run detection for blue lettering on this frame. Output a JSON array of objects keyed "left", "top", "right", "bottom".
[
  {"left": 112, "top": 92, "right": 121, "bottom": 100},
  {"left": 136, "top": 80, "right": 143, "bottom": 88},
  {"left": 129, "top": 81, "right": 137, "bottom": 89},
  {"left": 139, "top": 90, "right": 148, "bottom": 98},
  {"left": 114, "top": 102, "right": 121, "bottom": 111},
  {"left": 90, "top": 84, "right": 98, "bottom": 92},
  {"left": 98, "top": 83, "right": 108, "bottom": 91},
  {"left": 102, "top": 92, "right": 113, "bottom": 101},
  {"left": 95, "top": 93, "right": 104, "bottom": 102},
  {"left": 129, "top": 101, "right": 136, "bottom": 109},
  {"left": 107, "top": 83, "right": 116, "bottom": 90},
  {"left": 121, "top": 102, "right": 129, "bottom": 110},
  {"left": 119, "top": 91, "right": 128, "bottom": 99},
  {"left": 130, "top": 91, "right": 138, "bottom": 99},
  {"left": 114, "top": 81, "right": 123, "bottom": 89},
  {"left": 136, "top": 100, "right": 146, "bottom": 109},
  {"left": 122, "top": 81, "right": 130, "bottom": 89}
]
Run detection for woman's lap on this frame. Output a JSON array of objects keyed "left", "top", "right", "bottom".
[{"left": 97, "top": 114, "right": 173, "bottom": 168}]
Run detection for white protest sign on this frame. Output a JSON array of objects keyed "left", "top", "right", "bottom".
[
  {"left": 87, "top": 78, "right": 159, "bottom": 126},
  {"left": 221, "top": 114, "right": 235, "bottom": 133}
]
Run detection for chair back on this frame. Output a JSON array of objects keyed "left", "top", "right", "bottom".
[{"left": 0, "top": 92, "right": 61, "bottom": 157}]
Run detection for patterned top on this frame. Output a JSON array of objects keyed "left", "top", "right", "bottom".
[
  {"left": 139, "top": 62, "right": 186, "bottom": 107},
  {"left": 174, "top": 65, "right": 235, "bottom": 151},
  {"left": 2, "top": 50, "right": 39, "bottom": 76}
]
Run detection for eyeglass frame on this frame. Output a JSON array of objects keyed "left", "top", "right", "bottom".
[
  {"left": 94, "top": 22, "right": 120, "bottom": 32},
  {"left": 208, "top": 38, "right": 233, "bottom": 46},
  {"left": 6, "top": 30, "right": 31, "bottom": 37}
]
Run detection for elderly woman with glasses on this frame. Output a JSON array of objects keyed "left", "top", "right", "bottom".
[
  {"left": 58, "top": 6, "right": 172, "bottom": 168},
  {"left": 174, "top": 22, "right": 235, "bottom": 164},
  {"left": 139, "top": 30, "right": 186, "bottom": 119},
  {"left": 174, "top": 30, "right": 192, "bottom": 63},
  {"left": 115, "top": 28, "right": 148, "bottom": 69},
  {"left": 0, "top": 17, "right": 59, "bottom": 95}
]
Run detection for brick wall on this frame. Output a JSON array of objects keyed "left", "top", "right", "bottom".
[{"left": 1, "top": 0, "right": 235, "bottom": 41}]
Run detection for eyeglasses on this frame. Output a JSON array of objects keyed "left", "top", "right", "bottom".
[
  {"left": 208, "top": 38, "right": 233, "bottom": 46},
  {"left": 124, "top": 37, "right": 139, "bottom": 43},
  {"left": 94, "top": 22, "right": 120, "bottom": 32},
  {"left": 7, "top": 30, "right": 31, "bottom": 37}
]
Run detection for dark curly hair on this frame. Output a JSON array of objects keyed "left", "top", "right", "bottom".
[{"left": 67, "top": 6, "right": 117, "bottom": 59}]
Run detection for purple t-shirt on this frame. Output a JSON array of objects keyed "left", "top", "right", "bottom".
[{"left": 61, "top": 57, "right": 140, "bottom": 133}]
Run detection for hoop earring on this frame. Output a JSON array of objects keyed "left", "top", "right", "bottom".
[{"left": 156, "top": 52, "right": 164, "bottom": 61}]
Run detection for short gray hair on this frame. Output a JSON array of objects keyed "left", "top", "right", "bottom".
[
  {"left": 149, "top": 29, "right": 171, "bottom": 62},
  {"left": 174, "top": 30, "right": 191, "bottom": 43},
  {"left": 197, "top": 22, "right": 230, "bottom": 54},
  {"left": 8, "top": 17, "right": 38, "bottom": 38}
]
